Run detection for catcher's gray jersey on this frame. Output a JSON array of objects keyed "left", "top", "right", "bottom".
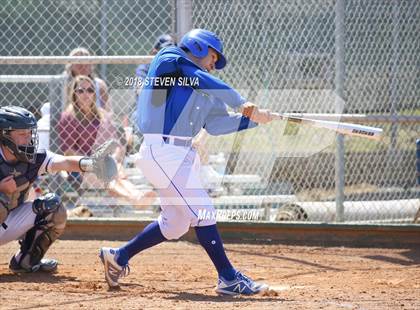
[{"left": 0, "top": 148, "right": 55, "bottom": 209}]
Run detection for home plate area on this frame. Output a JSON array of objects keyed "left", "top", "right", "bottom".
[{"left": 1, "top": 240, "right": 419, "bottom": 309}]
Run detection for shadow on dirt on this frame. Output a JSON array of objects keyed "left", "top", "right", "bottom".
[
  {"left": 226, "top": 248, "right": 345, "bottom": 272},
  {"left": 364, "top": 248, "right": 420, "bottom": 266},
  {"left": 0, "top": 272, "right": 77, "bottom": 283},
  {"left": 163, "top": 290, "right": 282, "bottom": 302}
]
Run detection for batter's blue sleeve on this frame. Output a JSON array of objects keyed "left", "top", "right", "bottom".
[
  {"left": 204, "top": 113, "right": 258, "bottom": 136},
  {"left": 204, "top": 99, "right": 258, "bottom": 135},
  {"left": 177, "top": 59, "right": 246, "bottom": 109}
]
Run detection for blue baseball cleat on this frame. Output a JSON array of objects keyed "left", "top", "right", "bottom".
[
  {"left": 215, "top": 271, "right": 269, "bottom": 296},
  {"left": 99, "top": 247, "right": 130, "bottom": 288}
]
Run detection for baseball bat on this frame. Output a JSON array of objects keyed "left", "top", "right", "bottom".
[{"left": 270, "top": 113, "right": 383, "bottom": 141}]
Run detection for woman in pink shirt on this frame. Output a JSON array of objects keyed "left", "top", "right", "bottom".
[{"left": 58, "top": 75, "right": 156, "bottom": 209}]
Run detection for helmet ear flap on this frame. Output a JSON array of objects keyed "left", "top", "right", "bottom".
[{"left": 188, "top": 39, "right": 209, "bottom": 58}]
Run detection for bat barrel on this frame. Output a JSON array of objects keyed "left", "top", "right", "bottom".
[
  {"left": 270, "top": 112, "right": 383, "bottom": 141},
  {"left": 335, "top": 122, "right": 383, "bottom": 141}
]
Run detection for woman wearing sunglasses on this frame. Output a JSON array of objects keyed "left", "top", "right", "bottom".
[
  {"left": 58, "top": 75, "right": 157, "bottom": 211},
  {"left": 64, "top": 47, "right": 111, "bottom": 112}
]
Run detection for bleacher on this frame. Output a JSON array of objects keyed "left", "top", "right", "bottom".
[{"left": 61, "top": 153, "right": 296, "bottom": 220}]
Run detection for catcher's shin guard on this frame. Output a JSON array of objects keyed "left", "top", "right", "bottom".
[{"left": 10, "top": 195, "right": 67, "bottom": 272}]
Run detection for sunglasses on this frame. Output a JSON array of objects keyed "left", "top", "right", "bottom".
[{"left": 75, "top": 87, "right": 95, "bottom": 94}]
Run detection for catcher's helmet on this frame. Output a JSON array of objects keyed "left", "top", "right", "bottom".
[
  {"left": 179, "top": 29, "right": 226, "bottom": 70},
  {"left": 0, "top": 106, "right": 38, "bottom": 163}
]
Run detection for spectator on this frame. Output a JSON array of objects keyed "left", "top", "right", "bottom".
[
  {"left": 65, "top": 47, "right": 111, "bottom": 112},
  {"left": 37, "top": 102, "right": 50, "bottom": 151},
  {"left": 31, "top": 102, "right": 52, "bottom": 199},
  {"left": 58, "top": 75, "right": 156, "bottom": 209},
  {"left": 128, "top": 34, "right": 176, "bottom": 154},
  {"left": 134, "top": 34, "right": 176, "bottom": 99}
]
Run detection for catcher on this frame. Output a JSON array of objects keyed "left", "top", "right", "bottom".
[{"left": 0, "top": 106, "right": 118, "bottom": 273}]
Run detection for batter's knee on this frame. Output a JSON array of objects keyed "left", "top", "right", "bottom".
[{"left": 159, "top": 217, "right": 190, "bottom": 240}]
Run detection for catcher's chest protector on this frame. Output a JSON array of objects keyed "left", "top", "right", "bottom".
[{"left": 0, "top": 151, "right": 46, "bottom": 209}]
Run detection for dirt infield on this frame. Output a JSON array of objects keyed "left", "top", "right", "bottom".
[{"left": 1, "top": 240, "right": 419, "bottom": 310}]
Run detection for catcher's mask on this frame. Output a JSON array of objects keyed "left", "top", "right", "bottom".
[{"left": 0, "top": 106, "right": 39, "bottom": 163}]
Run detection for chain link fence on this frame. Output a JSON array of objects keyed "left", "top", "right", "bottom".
[{"left": 0, "top": 0, "right": 419, "bottom": 223}]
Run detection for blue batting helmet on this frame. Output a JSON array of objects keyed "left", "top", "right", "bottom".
[{"left": 179, "top": 29, "right": 227, "bottom": 70}]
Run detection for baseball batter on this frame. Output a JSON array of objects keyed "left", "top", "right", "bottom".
[
  {"left": 0, "top": 106, "right": 117, "bottom": 273},
  {"left": 100, "top": 29, "right": 273, "bottom": 295}
]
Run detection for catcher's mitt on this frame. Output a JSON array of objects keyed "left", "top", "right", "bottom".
[{"left": 80, "top": 139, "right": 119, "bottom": 186}]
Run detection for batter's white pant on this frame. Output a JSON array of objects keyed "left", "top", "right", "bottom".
[
  {"left": 0, "top": 202, "right": 36, "bottom": 246},
  {"left": 136, "top": 135, "right": 216, "bottom": 240}
]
